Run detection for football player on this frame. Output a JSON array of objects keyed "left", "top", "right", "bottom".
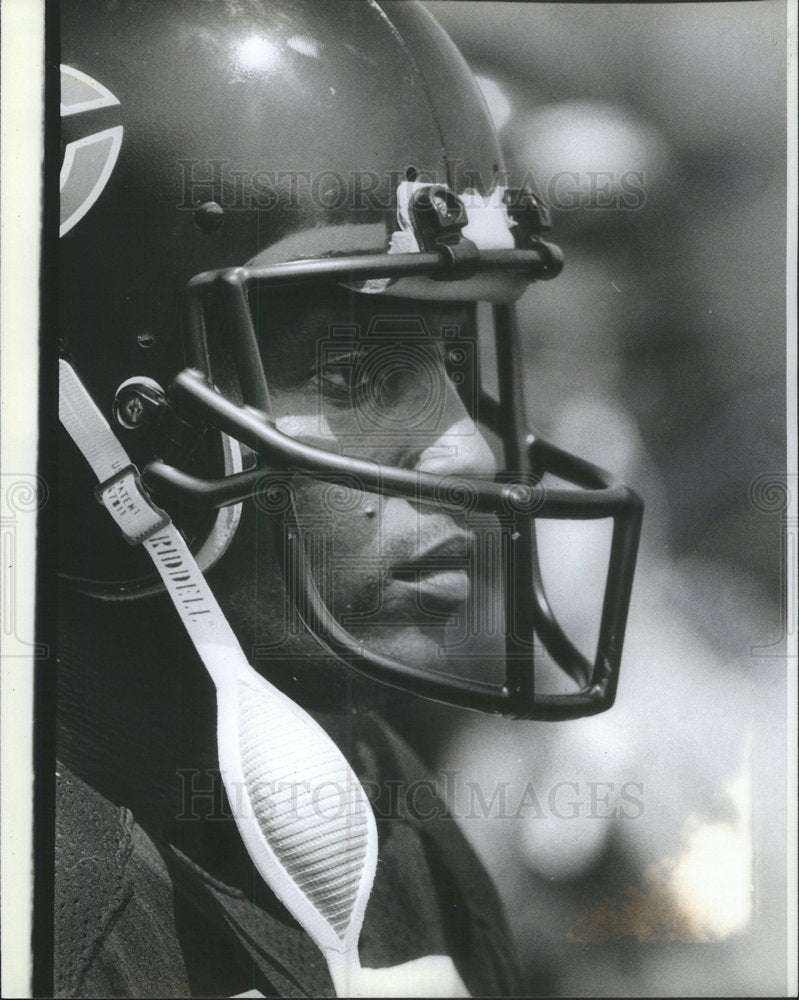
[{"left": 55, "top": 1, "right": 641, "bottom": 995}]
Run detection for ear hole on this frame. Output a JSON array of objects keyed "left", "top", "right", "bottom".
[{"left": 405, "top": 165, "right": 419, "bottom": 182}]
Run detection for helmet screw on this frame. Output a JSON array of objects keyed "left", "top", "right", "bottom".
[
  {"left": 122, "top": 394, "right": 145, "bottom": 426},
  {"left": 113, "top": 377, "right": 167, "bottom": 431}
]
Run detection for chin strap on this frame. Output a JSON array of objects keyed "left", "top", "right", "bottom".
[{"left": 58, "top": 359, "right": 469, "bottom": 998}]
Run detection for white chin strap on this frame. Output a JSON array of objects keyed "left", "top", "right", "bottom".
[{"left": 58, "top": 359, "right": 469, "bottom": 998}]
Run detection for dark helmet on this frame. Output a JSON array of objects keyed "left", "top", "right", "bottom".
[{"left": 58, "top": 0, "right": 642, "bottom": 719}]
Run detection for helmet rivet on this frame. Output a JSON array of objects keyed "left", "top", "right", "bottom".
[
  {"left": 194, "top": 200, "right": 225, "bottom": 233},
  {"left": 363, "top": 506, "right": 376, "bottom": 518}
]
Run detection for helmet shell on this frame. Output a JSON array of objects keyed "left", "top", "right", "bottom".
[{"left": 59, "top": 0, "right": 503, "bottom": 587}]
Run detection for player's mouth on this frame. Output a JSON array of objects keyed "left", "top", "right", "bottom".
[{"left": 389, "top": 534, "right": 472, "bottom": 612}]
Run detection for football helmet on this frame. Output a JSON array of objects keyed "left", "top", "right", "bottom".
[{"left": 58, "top": 0, "right": 642, "bottom": 720}]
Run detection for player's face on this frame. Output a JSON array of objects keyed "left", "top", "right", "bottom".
[{"left": 235, "top": 287, "right": 507, "bottom": 685}]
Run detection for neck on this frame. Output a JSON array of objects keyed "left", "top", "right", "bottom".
[{"left": 58, "top": 587, "right": 225, "bottom": 847}]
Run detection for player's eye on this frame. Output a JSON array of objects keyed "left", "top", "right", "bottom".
[
  {"left": 314, "top": 347, "right": 372, "bottom": 398},
  {"left": 314, "top": 342, "right": 451, "bottom": 408}
]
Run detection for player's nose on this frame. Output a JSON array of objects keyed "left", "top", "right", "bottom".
[{"left": 414, "top": 413, "right": 499, "bottom": 478}]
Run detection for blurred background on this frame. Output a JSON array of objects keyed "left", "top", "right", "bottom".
[{"left": 404, "top": 2, "right": 791, "bottom": 995}]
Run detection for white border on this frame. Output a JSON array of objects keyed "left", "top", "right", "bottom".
[
  {"left": 0, "top": 1, "right": 44, "bottom": 997},
  {"left": 784, "top": 1, "right": 798, "bottom": 993}
]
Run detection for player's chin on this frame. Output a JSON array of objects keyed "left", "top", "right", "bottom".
[
  {"left": 253, "top": 637, "right": 407, "bottom": 715},
  {"left": 353, "top": 620, "right": 505, "bottom": 685},
  {"left": 253, "top": 621, "right": 505, "bottom": 716}
]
